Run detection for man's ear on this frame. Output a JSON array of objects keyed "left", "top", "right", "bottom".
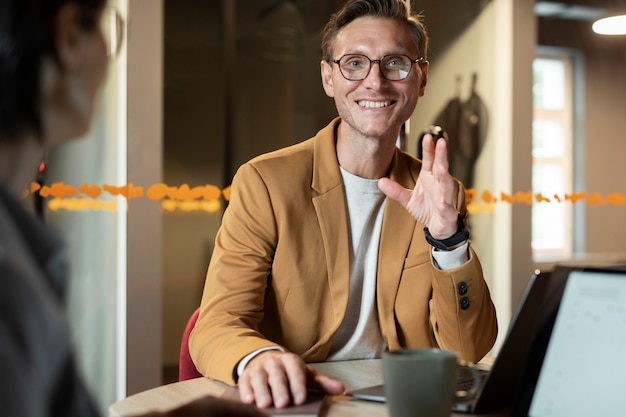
[
  {"left": 53, "top": 4, "right": 83, "bottom": 71},
  {"left": 320, "top": 60, "right": 335, "bottom": 98},
  {"left": 418, "top": 61, "right": 429, "bottom": 97}
]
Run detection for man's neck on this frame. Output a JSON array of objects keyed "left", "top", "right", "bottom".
[{"left": 335, "top": 122, "right": 398, "bottom": 179}]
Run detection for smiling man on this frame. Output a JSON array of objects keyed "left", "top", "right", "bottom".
[{"left": 189, "top": 0, "right": 498, "bottom": 410}]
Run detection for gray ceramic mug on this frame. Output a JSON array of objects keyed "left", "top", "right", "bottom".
[{"left": 382, "top": 348, "right": 480, "bottom": 417}]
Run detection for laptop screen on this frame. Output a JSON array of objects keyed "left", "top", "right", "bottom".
[{"left": 527, "top": 269, "right": 626, "bottom": 417}]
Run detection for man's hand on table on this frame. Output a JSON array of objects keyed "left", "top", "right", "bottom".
[{"left": 238, "top": 350, "right": 346, "bottom": 409}]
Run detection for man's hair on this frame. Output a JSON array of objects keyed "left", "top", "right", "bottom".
[
  {"left": 0, "top": 0, "right": 106, "bottom": 142},
  {"left": 321, "top": 0, "right": 429, "bottom": 63}
]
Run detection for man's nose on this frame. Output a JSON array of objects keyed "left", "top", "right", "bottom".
[{"left": 363, "top": 60, "right": 385, "bottom": 85}]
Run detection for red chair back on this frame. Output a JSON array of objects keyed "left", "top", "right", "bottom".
[{"left": 179, "top": 307, "right": 203, "bottom": 381}]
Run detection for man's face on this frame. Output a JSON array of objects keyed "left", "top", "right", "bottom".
[{"left": 320, "top": 16, "right": 428, "bottom": 141}]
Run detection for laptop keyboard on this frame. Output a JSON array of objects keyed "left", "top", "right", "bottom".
[{"left": 456, "top": 368, "right": 489, "bottom": 393}]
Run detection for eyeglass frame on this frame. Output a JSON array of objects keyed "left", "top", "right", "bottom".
[{"left": 331, "top": 54, "right": 427, "bottom": 81}]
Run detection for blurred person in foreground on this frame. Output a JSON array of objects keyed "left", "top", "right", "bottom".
[
  {"left": 0, "top": 0, "right": 265, "bottom": 416},
  {"left": 190, "top": 0, "right": 498, "bottom": 410}
]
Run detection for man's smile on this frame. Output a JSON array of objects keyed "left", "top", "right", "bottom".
[{"left": 357, "top": 100, "right": 394, "bottom": 108}]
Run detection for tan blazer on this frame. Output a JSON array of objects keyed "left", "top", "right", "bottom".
[{"left": 189, "top": 118, "right": 498, "bottom": 385}]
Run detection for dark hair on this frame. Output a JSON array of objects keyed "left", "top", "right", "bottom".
[
  {"left": 321, "top": 0, "right": 429, "bottom": 63},
  {"left": 0, "top": 0, "right": 106, "bottom": 142}
]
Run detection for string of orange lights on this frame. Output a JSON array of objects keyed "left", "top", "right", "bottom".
[{"left": 25, "top": 181, "right": 626, "bottom": 213}]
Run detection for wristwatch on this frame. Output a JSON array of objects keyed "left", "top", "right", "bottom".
[{"left": 423, "top": 214, "right": 470, "bottom": 251}]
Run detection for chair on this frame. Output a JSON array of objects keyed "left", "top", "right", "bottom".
[{"left": 178, "top": 307, "right": 203, "bottom": 381}]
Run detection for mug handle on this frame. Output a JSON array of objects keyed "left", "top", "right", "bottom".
[{"left": 454, "top": 364, "right": 481, "bottom": 400}]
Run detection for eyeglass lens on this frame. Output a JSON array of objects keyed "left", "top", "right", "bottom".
[
  {"left": 99, "top": 8, "right": 125, "bottom": 59},
  {"left": 337, "top": 54, "right": 415, "bottom": 81}
]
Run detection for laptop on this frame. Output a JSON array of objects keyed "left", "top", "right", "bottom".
[
  {"left": 348, "top": 267, "right": 571, "bottom": 414},
  {"left": 511, "top": 267, "right": 626, "bottom": 417}
]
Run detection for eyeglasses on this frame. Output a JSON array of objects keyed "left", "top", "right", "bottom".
[
  {"left": 98, "top": 7, "right": 125, "bottom": 60},
  {"left": 332, "top": 54, "right": 426, "bottom": 81}
]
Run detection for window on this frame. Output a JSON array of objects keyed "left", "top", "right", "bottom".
[{"left": 532, "top": 50, "right": 580, "bottom": 260}]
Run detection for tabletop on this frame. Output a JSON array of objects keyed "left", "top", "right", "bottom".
[{"left": 109, "top": 358, "right": 506, "bottom": 417}]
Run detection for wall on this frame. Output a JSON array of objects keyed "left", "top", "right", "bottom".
[
  {"left": 161, "top": 0, "right": 223, "bottom": 370},
  {"left": 538, "top": 18, "right": 626, "bottom": 260},
  {"left": 126, "top": 0, "right": 164, "bottom": 395}
]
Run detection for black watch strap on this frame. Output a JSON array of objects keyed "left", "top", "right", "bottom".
[{"left": 423, "top": 214, "right": 469, "bottom": 251}]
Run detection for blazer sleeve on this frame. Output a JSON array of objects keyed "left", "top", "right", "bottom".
[
  {"left": 188, "top": 163, "right": 284, "bottom": 385},
  {"left": 428, "top": 184, "right": 498, "bottom": 363}
]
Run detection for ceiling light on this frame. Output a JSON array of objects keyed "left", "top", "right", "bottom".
[{"left": 592, "top": 14, "right": 626, "bottom": 35}]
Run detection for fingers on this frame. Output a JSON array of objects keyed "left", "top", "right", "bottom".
[
  {"left": 432, "top": 136, "right": 450, "bottom": 180},
  {"left": 420, "top": 134, "right": 435, "bottom": 172},
  {"left": 308, "top": 369, "right": 346, "bottom": 395},
  {"left": 424, "top": 134, "right": 455, "bottom": 210},
  {"left": 285, "top": 355, "right": 308, "bottom": 405},
  {"left": 238, "top": 351, "right": 308, "bottom": 409},
  {"left": 421, "top": 134, "right": 451, "bottom": 179},
  {"left": 433, "top": 139, "right": 456, "bottom": 211}
]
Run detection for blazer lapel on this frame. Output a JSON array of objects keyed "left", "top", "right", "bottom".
[
  {"left": 309, "top": 119, "right": 351, "bottom": 356},
  {"left": 377, "top": 149, "right": 420, "bottom": 347}
]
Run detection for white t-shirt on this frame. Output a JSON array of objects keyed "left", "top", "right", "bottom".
[{"left": 327, "top": 167, "right": 386, "bottom": 360}]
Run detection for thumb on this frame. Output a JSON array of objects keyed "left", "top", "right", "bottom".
[
  {"left": 307, "top": 368, "right": 346, "bottom": 395},
  {"left": 314, "top": 373, "right": 346, "bottom": 395},
  {"left": 378, "top": 178, "right": 411, "bottom": 208}
]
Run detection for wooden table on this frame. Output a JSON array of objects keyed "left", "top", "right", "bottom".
[{"left": 109, "top": 359, "right": 506, "bottom": 417}]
